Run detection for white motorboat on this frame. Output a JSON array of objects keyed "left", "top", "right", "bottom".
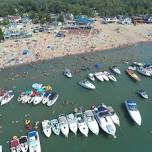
[
  {"left": 66, "top": 113, "right": 78, "bottom": 135},
  {"left": 19, "top": 94, "right": 31, "bottom": 104},
  {"left": 100, "top": 72, "right": 109, "bottom": 81},
  {"left": 93, "top": 105, "right": 116, "bottom": 138},
  {"left": 137, "top": 89, "right": 148, "bottom": 99},
  {"left": 133, "top": 62, "right": 144, "bottom": 67},
  {"left": 17, "top": 94, "right": 24, "bottom": 102},
  {"left": 79, "top": 80, "right": 96, "bottom": 90},
  {"left": 0, "top": 145, "right": 2, "bottom": 152},
  {"left": 64, "top": 69, "right": 72, "bottom": 78},
  {"left": 111, "top": 66, "right": 121, "bottom": 75},
  {"left": 84, "top": 110, "right": 99, "bottom": 135},
  {"left": 75, "top": 112, "right": 89, "bottom": 137},
  {"left": 28, "top": 96, "right": 35, "bottom": 103},
  {"left": 58, "top": 115, "right": 69, "bottom": 137},
  {"left": 136, "top": 67, "right": 151, "bottom": 77},
  {"left": 24, "top": 95, "right": 32, "bottom": 103},
  {"left": 33, "top": 94, "right": 43, "bottom": 105},
  {"left": 50, "top": 119, "right": 60, "bottom": 136},
  {"left": 128, "top": 65, "right": 136, "bottom": 71},
  {"left": 42, "top": 92, "right": 51, "bottom": 104},
  {"left": 125, "top": 100, "right": 142, "bottom": 126},
  {"left": 104, "top": 71, "right": 117, "bottom": 82},
  {"left": 0, "top": 90, "right": 8, "bottom": 101},
  {"left": 88, "top": 73, "right": 95, "bottom": 81},
  {"left": 28, "top": 131, "right": 41, "bottom": 152},
  {"left": 19, "top": 136, "right": 28, "bottom": 152},
  {"left": 42, "top": 120, "right": 51, "bottom": 137},
  {"left": 102, "top": 104, "right": 120, "bottom": 126},
  {"left": 47, "top": 92, "right": 59, "bottom": 107},
  {"left": 1, "top": 91, "right": 14, "bottom": 106},
  {"left": 94, "top": 72, "right": 104, "bottom": 82}
]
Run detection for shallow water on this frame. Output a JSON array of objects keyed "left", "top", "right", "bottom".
[{"left": 0, "top": 42, "right": 152, "bottom": 152}]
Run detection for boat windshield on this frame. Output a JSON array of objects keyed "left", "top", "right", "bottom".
[{"left": 127, "top": 101, "right": 137, "bottom": 111}]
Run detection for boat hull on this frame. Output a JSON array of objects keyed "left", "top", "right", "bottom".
[{"left": 125, "top": 101, "right": 142, "bottom": 126}]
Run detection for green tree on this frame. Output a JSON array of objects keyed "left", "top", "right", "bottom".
[
  {"left": 58, "top": 14, "right": 64, "bottom": 23},
  {"left": 0, "top": 28, "right": 4, "bottom": 42}
]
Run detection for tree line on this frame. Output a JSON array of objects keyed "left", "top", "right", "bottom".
[{"left": 0, "top": 0, "right": 152, "bottom": 18}]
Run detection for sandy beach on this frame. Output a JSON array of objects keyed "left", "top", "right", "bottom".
[{"left": 1, "top": 18, "right": 152, "bottom": 68}]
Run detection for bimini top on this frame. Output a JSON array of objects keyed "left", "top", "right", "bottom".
[
  {"left": 28, "top": 131, "right": 37, "bottom": 137},
  {"left": 19, "top": 136, "right": 27, "bottom": 144}
]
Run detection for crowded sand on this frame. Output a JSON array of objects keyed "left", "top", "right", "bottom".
[{"left": 0, "top": 18, "right": 152, "bottom": 68}]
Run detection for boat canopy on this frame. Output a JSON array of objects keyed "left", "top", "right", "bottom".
[
  {"left": 32, "top": 83, "right": 42, "bottom": 90},
  {"left": 44, "top": 92, "right": 50, "bottom": 97},
  {"left": 28, "top": 131, "right": 37, "bottom": 137},
  {"left": 37, "top": 88, "right": 44, "bottom": 93},
  {"left": 25, "top": 90, "right": 32, "bottom": 95},
  {"left": 19, "top": 136, "right": 27, "bottom": 143}
]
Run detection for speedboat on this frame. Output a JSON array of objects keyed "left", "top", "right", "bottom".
[
  {"left": 42, "top": 120, "right": 51, "bottom": 137},
  {"left": 92, "top": 105, "right": 116, "bottom": 138},
  {"left": 28, "top": 131, "right": 41, "bottom": 152},
  {"left": 111, "top": 66, "right": 121, "bottom": 75},
  {"left": 23, "top": 95, "right": 32, "bottom": 103},
  {"left": 0, "top": 145, "right": 2, "bottom": 152},
  {"left": 136, "top": 67, "right": 151, "bottom": 77},
  {"left": 104, "top": 71, "right": 117, "bottom": 82},
  {"left": 58, "top": 115, "right": 69, "bottom": 137},
  {"left": 79, "top": 80, "right": 96, "bottom": 90},
  {"left": 103, "top": 104, "right": 120, "bottom": 126},
  {"left": 126, "top": 69, "right": 141, "bottom": 81},
  {"left": 50, "top": 119, "right": 60, "bottom": 136},
  {"left": 33, "top": 94, "right": 43, "bottom": 105},
  {"left": 137, "top": 89, "right": 148, "bottom": 99},
  {"left": 128, "top": 65, "right": 137, "bottom": 71},
  {"left": 47, "top": 92, "right": 59, "bottom": 107},
  {"left": 10, "top": 136, "right": 20, "bottom": 152},
  {"left": 133, "top": 62, "right": 144, "bottom": 67},
  {"left": 0, "top": 90, "right": 7, "bottom": 101},
  {"left": 42, "top": 92, "right": 51, "bottom": 104},
  {"left": 19, "top": 90, "right": 33, "bottom": 103},
  {"left": 1, "top": 90, "right": 14, "bottom": 106},
  {"left": 100, "top": 72, "right": 109, "bottom": 82},
  {"left": 66, "top": 113, "right": 78, "bottom": 135},
  {"left": 19, "top": 136, "right": 28, "bottom": 152},
  {"left": 64, "top": 69, "right": 72, "bottom": 78},
  {"left": 88, "top": 73, "right": 95, "bottom": 81},
  {"left": 125, "top": 100, "right": 142, "bottom": 126},
  {"left": 75, "top": 112, "right": 89, "bottom": 137},
  {"left": 94, "top": 72, "right": 104, "bottom": 82},
  {"left": 18, "top": 94, "right": 31, "bottom": 104},
  {"left": 29, "top": 96, "right": 36, "bottom": 104},
  {"left": 84, "top": 110, "right": 99, "bottom": 135}
]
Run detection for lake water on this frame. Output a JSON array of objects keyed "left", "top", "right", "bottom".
[{"left": 0, "top": 42, "right": 152, "bottom": 152}]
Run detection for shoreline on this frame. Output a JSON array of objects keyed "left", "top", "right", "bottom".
[
  {"left": 0, "top": 40, "right": 151, "bottom": 70},
  {"left": 1, "top": 20, "right": 152, "bottom": 70}
]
